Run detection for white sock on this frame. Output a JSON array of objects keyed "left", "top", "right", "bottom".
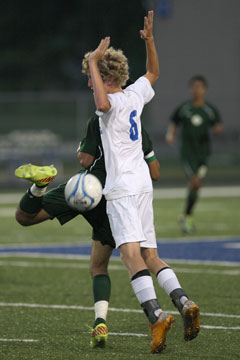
[
  {"left": 157, "top": 268, "right": 182, "bottom": 296},
  {"left": 30, "top": 184, "right": 48, "bottom": 197},
  {"left": 94, "top": 300, "right": 109, "bottom": 321},
  {"left": 131, "top": 275, "right": 157, "bottom": 304}
]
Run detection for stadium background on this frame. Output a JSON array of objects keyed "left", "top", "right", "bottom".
[{"left": 0, "top": 0, "right": 239, "bottom": 188}]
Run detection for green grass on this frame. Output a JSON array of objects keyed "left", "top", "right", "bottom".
[
  {"left": 0, "top": 193, "right": 239, "bottom": 359},
  {"left": 1, "top": 195, "right": 240, "bottom": 245}
]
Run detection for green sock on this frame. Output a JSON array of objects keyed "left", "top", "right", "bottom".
[
  {"left": 19, "top": 190, "right": 43, "bottom": 214},
  {"left": 185, "top": 189, "right": 198, "bottom": 215},
  {"left": 93, "top": 274, "right": 111, "bottom": 327}
]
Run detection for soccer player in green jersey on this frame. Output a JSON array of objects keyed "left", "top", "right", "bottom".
[
  {"left": 14, "top": 115, "right": 160, "bottom": 348},
  {"left": 166, "top": 75, "right": 223, "bottom": 233}
]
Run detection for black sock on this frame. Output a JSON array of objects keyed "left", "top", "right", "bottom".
[
  {"left": 19, "top": 189, "right": 43, "bottom": 214},
  {"left": 170, "top": 288, "right": 188, "bottom": 313},
  {"left": 185, "top": 189, "right": 198, "bottom": 215},
  {"left": 141, "top": 299, "right": 162, "bottom": 324}
]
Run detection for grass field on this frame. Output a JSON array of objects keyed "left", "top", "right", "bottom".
[{"left": 0, "top": 191, "right": 239, "bottom": 359}]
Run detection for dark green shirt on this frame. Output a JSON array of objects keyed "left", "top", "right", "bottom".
[
  {"left": 79, "top": 115, "right": 154, "bottom": 187},
  {"left": 171, "top": 101, "right": 221, "bottom": 160}
]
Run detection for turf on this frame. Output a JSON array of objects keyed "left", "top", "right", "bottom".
[
  {"left": 0, "top": 194, "right": 239, "bottom": 359},
  {"left": 1, "top": 196, "right": 240, "bottom": 245}
]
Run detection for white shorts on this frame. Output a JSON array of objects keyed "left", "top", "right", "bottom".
[{"left": 106, "top": 192, "right": 157, "bottom": 249}]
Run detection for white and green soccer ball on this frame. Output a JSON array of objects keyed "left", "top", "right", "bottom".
[{"left": 65, "top": 173, "right": 102, "bottom": 212}]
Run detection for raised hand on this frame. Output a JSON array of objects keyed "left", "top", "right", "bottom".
[
  {"left": 140, "top": 10, "right": 154, "bottom": 41},
  {"left": 89, "top": 37, "right": 110, "bottom": 63}
]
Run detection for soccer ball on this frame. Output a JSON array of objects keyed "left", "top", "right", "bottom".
[{"left": 65, "top": 173, "right": 102, "bottom": 212}]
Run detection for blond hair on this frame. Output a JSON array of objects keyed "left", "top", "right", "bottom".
[{"left": 82, "top": 47, "right": 129, "bottom": 88}]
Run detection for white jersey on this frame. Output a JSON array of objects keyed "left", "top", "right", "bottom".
[{"left": 97, "top": 76, "right": 155, "bottom": 200}]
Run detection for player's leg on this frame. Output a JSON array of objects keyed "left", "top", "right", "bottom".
[
  {"left": 82, "top": 197, "right": 115, "bottom": 347},
  {"left": 15, "top": 164, "right": 58, "bottom": 226},
  {"left": 107, "top": 196, "right": 174, "bottom": 354},
  {"left": 139, "top": 191, "right": 200, "bottom": 341},
  {"left": 88, "top": 240, "right": 112, "bottom": 347},
  {"left": 142, "top": 247, "right": 200, "bottom": 341},
  {"left": 181, "top": 160, "right": 207, "bottom": 233}
]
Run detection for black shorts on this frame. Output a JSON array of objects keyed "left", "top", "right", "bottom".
[{"left": 42, "top": 184, "right": 115, "bottom": 248}]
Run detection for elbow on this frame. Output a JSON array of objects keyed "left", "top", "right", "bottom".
[
  {"left": 97, "top": 102, "right": 110, "bottom": 113},
  {"left": 79, "top": 158, "right": 89, "bottom": 169}
]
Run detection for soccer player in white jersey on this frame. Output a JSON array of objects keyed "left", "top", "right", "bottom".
[{"left": 82, "top": 11, "right": 200, "bottom": 354}]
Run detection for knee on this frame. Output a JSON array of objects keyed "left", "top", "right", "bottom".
[
  {"left": 15, "top": 209, "right": 31, "bottom": 226},
  {"left": 190, "top": 176, "right": 201, "bottom": 191},
  {"left": 89, "top": 261, "right": 108, "bottom": 278},
  {"left": 142, "top": 249, "right": 158, "bottom": 263},
  {"left": 120, "top": 249, "right": 140, "bottom": 265}
]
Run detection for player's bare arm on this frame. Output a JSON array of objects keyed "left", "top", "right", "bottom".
[
  {"left": 88, "top": 37, "right": 111, "bottom": 113},
  {"left": 148, "top": 159, "right": 160, "bottom": 180},
  {"left": 213, "top": 123, "right": 223, "bottom": 134},
  {"left": 77, "top": 151, "right": 94, "bottom": 168},
  {"left": 166, "top": 124, "right": 177, "bottom": 145},
  {"left": 141, "top": 11, "right": 159, "bottom": 85}
]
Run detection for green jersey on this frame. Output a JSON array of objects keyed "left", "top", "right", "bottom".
[
  {"left": 171, "top": 101, "right": 221, "bottom": 160},
  {"left": 79, "top": 115, "right": 155, "bottom": 187}
]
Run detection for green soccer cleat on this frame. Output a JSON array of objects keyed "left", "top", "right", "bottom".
[
  {"left": 90, "top": 323, "right": 108, "bottom": 348},
  {"left": 15, "top": 164, "right": 57, "bottom": 187},
  {"left": 179, "top": 215, "right": 195, "bottom": 234}
]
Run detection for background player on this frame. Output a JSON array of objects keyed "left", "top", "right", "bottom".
[
  {"left": 166, "top": 75, "right": 223, "bottom": 234},
  {"left": 14, "top": 115, "right": 160, "bottom": 348},
  {"left": 84, "top": 11, "right": 200, "bottom": 354}
]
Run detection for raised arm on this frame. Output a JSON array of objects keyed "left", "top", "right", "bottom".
[
  {"left": 140, "top": 11, "right": 159, "bottom": 85},
  {"left": 88, "top": 37, "right": 111, "bottom": 113}
]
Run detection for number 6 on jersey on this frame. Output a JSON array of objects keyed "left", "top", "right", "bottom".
[{"left": 129, "top": 110, "right": 138, "bottom": 141}]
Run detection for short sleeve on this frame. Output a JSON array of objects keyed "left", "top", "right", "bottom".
[
  {"left": 125, "top": 76, "right": 155, "bottom": 105},
  {"left": 171, "top": 106, "right": 182, "bottom": 125},
  {"left": 79, "top": 116, "right": 99, "bottom": 156}
]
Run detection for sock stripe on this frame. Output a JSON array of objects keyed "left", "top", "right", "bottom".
[
  {"left": 131, "top": 269, "right": 150, "bottom": 281},
  {"left": 156, "top": 266, "right": 170, "bottom": 277}
]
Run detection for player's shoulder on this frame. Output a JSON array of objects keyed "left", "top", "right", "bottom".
[
  {"left": 125, "top": 76, "right": 152, "bottom": 92},
  {"left": 203, "top": 102, "right": 220, "bottom": 118},
  {"left": 175, "top": 100, "right": 191, "bottom": 114}
]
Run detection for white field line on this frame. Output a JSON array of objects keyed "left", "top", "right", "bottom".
[
  {"left": 0, "top": 260, "right": 239, "bottom": 276},
  {"left": 109, "top": 332, "right": 147, "bottom": 337},
  {"left": 109, "top": 325, "right": 240, "bottom": 337},
  {"left": 0, "top": 252, "right": 239, "bottom": 266},
  {"left": 0, "top": 302, "right": 239, "bottom": 320},
  {"left": 1, "top": 186, "right": 239, "bottom": 205},
  {"left": 0, "top": 338, "right": 38, "bottom": 342}
]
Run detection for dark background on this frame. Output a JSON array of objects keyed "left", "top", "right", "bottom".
[
  {"left": 0, "top": 0, "right": 146, "bottom": 90},
  {"left": 0, "top": 0, "right": 239, "bottom": 187}
]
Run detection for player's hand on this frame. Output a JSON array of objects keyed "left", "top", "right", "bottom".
[
  {"left": 89, "top": 37, "right": 110, "bottom": 63},
  {"left": 140, "top": 10, "right": 154, "bottom": 41},
  {"left": 166, "top": 133, "right": 175, "bottom": 146}
]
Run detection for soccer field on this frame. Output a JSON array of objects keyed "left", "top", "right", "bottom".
[{"left": 0, "top": 191, "right": 239, "bottom": 359}]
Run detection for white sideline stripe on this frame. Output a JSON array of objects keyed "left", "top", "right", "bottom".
[
  {"left": 0, "top": 338, "right": 38, "bottom": 343},
  {"left": 201, "top": 325, "right": 240, "bottom": 330},
  {"left": 109, "top": 332, "right": 147, "bottom": 337},
  {"left": 0, "top": 260, "right": 239, "bottom": 276},
  {"left": 108, "top": 325, "right": 240, "bottom": 337},
  {"left": 0, "top": 186, "right": 239, "bottom": 204},
  {"left": 0, "top": 252, "right": 239, "bottom": 266},
  {"left": 0, "top": 302, "right": 239, "bottom": 320},
  {"left": 1, "top": 252, "right": 239, "bottom": 267}
]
